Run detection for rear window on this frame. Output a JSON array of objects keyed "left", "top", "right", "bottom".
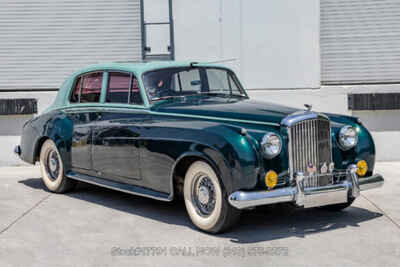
[
  {"left": 106, "top": 72, "right": 143, "bottom": 105},
  {"left": 70, "top": 72, "right": 103, "bottom": 103}
]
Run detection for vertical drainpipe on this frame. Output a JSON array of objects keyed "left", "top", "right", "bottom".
[
  {"left": 219, "top": 0, "right": 223, "bottom": 60},
  {"left": 169, "top": 0, "right": 175, "bottom": 60},
  {"left": 239, "top": 0, "right": 244, "bottom": 78},
  {"left": 140, "top": 0, "right": 146, "bottom": 60}
]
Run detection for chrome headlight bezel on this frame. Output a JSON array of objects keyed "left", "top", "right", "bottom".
[
  {"left": 338, "top": 125, "right": 358, "bottom": 150},
  {"left": 261, "top": 132, "right": 282, "bottom": 159}
]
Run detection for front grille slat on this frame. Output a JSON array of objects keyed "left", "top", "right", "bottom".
[{"left": 289, "top": 117, "right": 333, "bottom": 188}]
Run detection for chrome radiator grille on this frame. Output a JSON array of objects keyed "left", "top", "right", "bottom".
[{"left": 288, "top": 118, "right": 333, "bottom": 187}]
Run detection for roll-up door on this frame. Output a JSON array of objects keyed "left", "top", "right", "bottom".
[
  {"left": 321, "top": 0, "right": 400, "bottom": 84},
  {"left": 0, "top": 0, "right": 142, "bottom": 90}
]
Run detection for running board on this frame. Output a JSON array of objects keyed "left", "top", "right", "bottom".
[{"left": 66, "top": 171, "right": 171, "bottom": 201}]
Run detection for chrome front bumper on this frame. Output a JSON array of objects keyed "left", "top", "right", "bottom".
[{"left": 228, "top": 165, "right": 384, "bottom": 210}]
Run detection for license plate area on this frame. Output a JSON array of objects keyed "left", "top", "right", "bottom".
[{"left": 303, "top": 187, "right": 348, "bottom": 208}]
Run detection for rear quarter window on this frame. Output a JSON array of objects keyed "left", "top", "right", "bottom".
[{"left": 69, "top": 72, "right": 103, "bottom": 103}]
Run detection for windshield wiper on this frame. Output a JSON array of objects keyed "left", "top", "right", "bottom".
[
  {"left": 195, "top": 91, "right": 247, "bottom": 98},
  {"left": 151, "top": 95, "right": 186, "bottom": 102}
]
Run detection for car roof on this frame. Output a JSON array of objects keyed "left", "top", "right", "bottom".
[
  {"left": 46, "top": 61, "right": 234, "bottom": 112},
  {"left": 71, "top": 61, "right": 230, "bottom": 76}
]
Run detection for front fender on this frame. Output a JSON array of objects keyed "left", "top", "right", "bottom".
[{"left": 185, "top": 124, "right": 260, "bottom": 193}]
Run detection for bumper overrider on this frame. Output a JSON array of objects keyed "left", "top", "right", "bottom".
[{"left": 228, "top": 165, "right": 384, "bottom": 210}]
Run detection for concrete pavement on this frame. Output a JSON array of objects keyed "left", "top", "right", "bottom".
[{"left": 0, "top": 162, "right": 399, "bottom": 267}]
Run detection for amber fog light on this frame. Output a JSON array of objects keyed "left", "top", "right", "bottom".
[
  {"left": 357, "top": 160, "right": 368, "bottom": 177},
  {"left": 265, "top": 170, "right": 278, "bottom": 189}
]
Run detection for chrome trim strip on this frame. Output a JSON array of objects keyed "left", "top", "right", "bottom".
[
  {"left": 281, "top": 110, "right": 329, "bottom": 127},
  {"left": 66, "top": 171, "right": 171, "bottom": 202},
  {"left": 149, "top": 111, "right": 281, "bottom": 127},
  {"left": 55, "top": 106, "right": 281, "bottom": 127}
]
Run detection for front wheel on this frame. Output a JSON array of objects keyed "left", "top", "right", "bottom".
[
  {"left": 39, "top": 139, "right": 77, "bottom": 193},
  {"left": 183, "top": 161, "right": 241, "bottom": 233}
]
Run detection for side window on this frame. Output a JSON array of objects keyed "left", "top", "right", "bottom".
[
  {"left": 106, "top": 72, "right": 143, "bottom": 105},
  {"left": 206, "top": 68, "right": 241, "bottom": 94},
  {"left": 171, "top": 69, "right": 201, "bottom": 93},
  {"left": 130, "top": 76, "right": 144, "bottom": 105},
  {"left": 80, "top": 72, "right": 102, "bottom": 103},
  {"left": 70, "top": 77, "right": 81, "bottom": 103},
  {"left": 206, "top": 69, "right": 230, "bottom": 91},
  {"left": 106, "top": 72, "right": 130, "bottom": 103}
]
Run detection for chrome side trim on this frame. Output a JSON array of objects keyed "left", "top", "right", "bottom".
[
  {"left": 66, "top": 171, "right": 171, "bottom": 202},
  {"left": 57, "top": 105, "right": 281, "bottom": 127},
  {"left": 150, "top": 111, "right": 281, "bottom": 127}
]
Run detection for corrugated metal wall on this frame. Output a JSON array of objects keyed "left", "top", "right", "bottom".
[
  {"left": 0, "top": 0, "right": 142, "bottom": 90},
  {"left": 321, "top": 0, "right": 400, "bottom": 84}
]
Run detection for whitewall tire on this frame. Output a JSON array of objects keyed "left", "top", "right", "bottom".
[
  {"left": 183, "top": 161, "right": 240, "bottom": 233},
  {"left": 39, "top": 139, "right": 76, "bottom": 193}
]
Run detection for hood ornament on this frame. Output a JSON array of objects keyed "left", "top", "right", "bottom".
[{"left": 304, "top": 104, "right": 312, "bottom": 111}]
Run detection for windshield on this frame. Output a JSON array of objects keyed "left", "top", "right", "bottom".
[{"left": 142, "top": 67, "right": 247, "bottom": 101}]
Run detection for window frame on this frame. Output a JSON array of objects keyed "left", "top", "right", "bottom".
[
  {"left": 141, "top": 66, "right": 248, "bottom": 104},
  {"left": 67, "top": 69, "right": 148, "bottom": 108},
  {"left": 68, "top": 71, "right": 104, "bottom": 105},
  {"left": 105, "top": 71, "right": 143, "bottom": 105}
]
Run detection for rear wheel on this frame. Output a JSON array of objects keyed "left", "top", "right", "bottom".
[
  {"left": 183, "top": 161, "right": 240, "bottom": 233},
  {"left": 39, "top": 139, "right": 77, "bottom": 193}
]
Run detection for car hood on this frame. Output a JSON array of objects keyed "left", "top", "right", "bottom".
[{"left": 151, "top": 97, "right": 299, "bottom": 125}]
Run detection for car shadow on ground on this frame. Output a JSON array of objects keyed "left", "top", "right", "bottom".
[{"left": 19, "top": 178, "right": 383, "bottom": 243}]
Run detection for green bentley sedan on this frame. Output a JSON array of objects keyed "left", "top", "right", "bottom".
[{"left": 15, "top": 61, "right": 384, "bottom": 233}]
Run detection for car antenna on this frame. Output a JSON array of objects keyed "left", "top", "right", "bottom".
[{"left": 203, "top": 58, "right": 238, "bottom": 64}]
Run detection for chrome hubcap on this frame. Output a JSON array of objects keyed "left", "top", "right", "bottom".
[
  {"left": 46, "top": 150, "right": 60, "bottom": 180},
  {"left": 192, "top": 174, "right": 216, "bottom": 217},
  {"left": 197, "top": 186, "right": 210, "bottom": 205},
  {"left": 49, "top": 158, "right": 58, "bottom": 173}
]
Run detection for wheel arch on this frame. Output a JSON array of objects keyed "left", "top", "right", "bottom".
[
  {"left": 33, "top": 136, "right": 50, "bottom": 162},
  {"left": 170, "top": 150, "right": 233, "bottom": 201}
]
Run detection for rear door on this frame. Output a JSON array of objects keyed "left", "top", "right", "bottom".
[
  {"left": 92, "top": 71, "right": 146, "bottom": 183},
  {"left": 66, "top": 72, "right": 103, "bottom": 172}
]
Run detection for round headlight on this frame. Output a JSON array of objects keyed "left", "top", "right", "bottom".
[
  {"left": 261, "top": 133, "right": 282, "bottom": 159},
  {"left": 338, "top": 125, "right": 358, "bottom": 150}
]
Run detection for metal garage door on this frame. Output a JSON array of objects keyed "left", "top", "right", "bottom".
[
  {"left": 0, "top": 0, "right": 142, "bottom": 90},
  {"left": 321, "top": 0, "right": 400, "bottom": 84}
]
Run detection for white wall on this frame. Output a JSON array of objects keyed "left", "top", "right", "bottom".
[
  {"left": 0, "top": 91, "right": 57, "bottom": 166},
  {"left": 173, "top": 0, "right": 320, "bottom": 89},
  {"left": 247, "top": 84, "right": 400, "bottom": 161}
]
